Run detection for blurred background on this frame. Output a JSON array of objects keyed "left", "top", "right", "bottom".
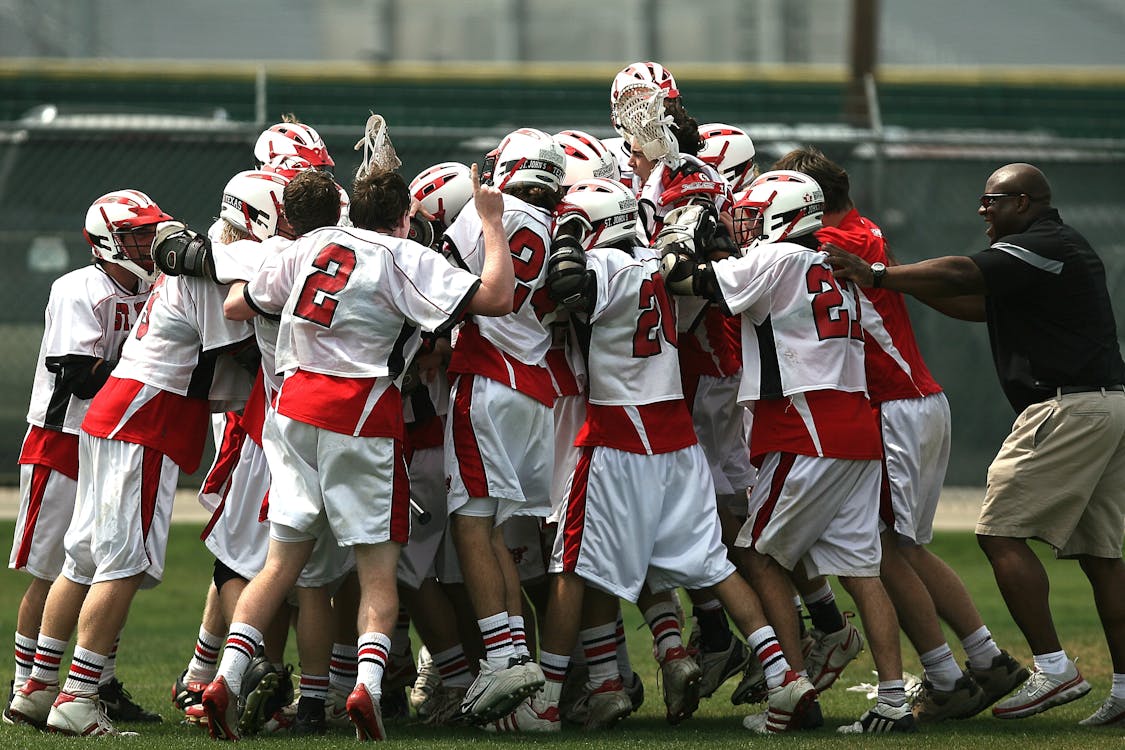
[{"left": 0, "top": 0, "right": 1123, "bottom": 484}]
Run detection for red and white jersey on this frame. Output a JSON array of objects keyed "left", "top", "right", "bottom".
[
  {"left": 25, "top": 265, "right": 151, "bottom": 434},
  {"left": 575, "top": 246, "right": 697, "bottom": 456},
  {"left": 444, "top": 193, "right": 556, "bottom": 366},
  {"left": 816, "top": 210, "right": 942, "bottom": 404},
  {"left": 635, "top": 154, "right": 733, "bottom": 247}
]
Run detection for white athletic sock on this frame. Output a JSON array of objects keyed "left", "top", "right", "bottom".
[
  {"left": 919, "top": 643, "right": 963, "bottom": 692},
  {"left": 1032, "top": 649, "right": 1069, "bottom": 675},
  {"left": 960, "top": 626, "right": 1002, "bottom": 670}
]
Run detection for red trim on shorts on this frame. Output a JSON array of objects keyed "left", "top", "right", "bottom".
[
  {"left": 18, "top": 426, "right": 79, "bottom": 480},
  {"left": 561, "top": 446, "right": 594, "bottom": 572},
  {"left": 240, "top": 370, "right": 267, "bottom": 445},
  {"left": 201, "top": 413, "right": 245, "bottom": 497},
  {"left": 14, "top": 465, "right": 51, "bottom": 569},
  {"left": 259, "top": 489, "right": 270, "bottom": 523},
  {"left": 750, "top": 452, "right": 796, "bottom": 546},
  {"left": 200, "top": 495, "right": 226, "bottom": 542},
  {"left": 391, "top": 440, "right": 410, "bottom": 544},
  {"left": 451, "top": 374, "right": 488, "bottom": 499},
  {"left": 139, "top": 446, "right": 162, "bottom": 546}
]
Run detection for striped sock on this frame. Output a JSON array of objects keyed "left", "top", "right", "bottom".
[
  {"left": 299, "top": 673, "right": 330, "bottom": 702},
  {"left": 216, "top": 623, "right": 263, "bottom": 695},
  {"left": 329, "top": 643, "right": 359, "bottom": 694},
  {"left": 478, "top": 612, "right": 515, "bottom": 667},
  {"left": 63, "top": 647, "right": 106, "bottom": 697},
  {"left": 878, "top": 679, "right": 906, "bottom": 707},
  {"left": 643, "top": 601, "right": 683, "bottom": 661},
  {"left": 539, "top": 650, "right": 569, "bottom": 705},
  {"left": 509, "top": 615, "right": 529, "bottom": 658},
  {"left": 29, "top": 634, "right": 67, "bottom": 686},
  {"left": 13, "top": 632, "right": 36, "bottom": 687},
  {"left": 357, "top": 632, "right": 391, "bottom": 699},
  {"left": 961, "top": 626, "right": 1003, "bottom": 671},
  {"left": 186, "top": 627, "right": 223, "bottom": 682},
  {"left": 432, "top": 644, "right": 473, "bottom": 688},
  {"left": 581, "top": 622, "right": 619, "bottom": 688},
  {"left": 747, "top": 626, "right": 791, "bottom": 690},
  {"left": 615, "top": 611, "right": 634, "bottom": 682},
  {"left": 99, "top": 637, "right": 119, "bottom": 685}
]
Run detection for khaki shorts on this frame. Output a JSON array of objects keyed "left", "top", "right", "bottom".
[{"left": 977, "top": 389, "right": 1125, "bottom": 558}]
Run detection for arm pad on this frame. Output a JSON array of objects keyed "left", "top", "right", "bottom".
[
  {"left": 152, "top": 222, "right": 218, "bottom": 281},
  {"left": 659, "top": 252, "right": 721, "bottom": 302},
  {"left": 546, "top": 236, "right": 594, "bottom": 313},
  {"left": 44, "top": 354, "right": 116, "bottom": 400}
]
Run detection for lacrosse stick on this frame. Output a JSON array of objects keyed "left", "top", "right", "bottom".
[
  {"left": 353, "top": 112, "right": 401, "bottom": 179},
  {"left": 611, "top": 81, "right": 681, "bottom": 169}
]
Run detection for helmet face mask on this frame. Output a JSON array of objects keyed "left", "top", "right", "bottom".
[
  {"left": 564, "top": 178, "right": 638, "bottom": 250},
  {"left": 734, "top": 170, "right": 824, "bottom": 252},
  {"left": 84, "top": 190, "right": 172, "bottom": 282}
]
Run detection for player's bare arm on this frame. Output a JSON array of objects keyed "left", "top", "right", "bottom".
[
  {"left": 466, "top": 162, "right": 515, "bottom": 316},
  {"left": 223, "top": 281, "right": 255, "bottom": 320}
]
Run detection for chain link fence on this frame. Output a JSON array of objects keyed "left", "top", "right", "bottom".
[{"left": 1, "top": 119, "right": 1123, "bottom": 485}]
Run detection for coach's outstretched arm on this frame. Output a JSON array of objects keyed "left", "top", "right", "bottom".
[{"left": 465, "top": 163, "right": 515, "bottom": 316}]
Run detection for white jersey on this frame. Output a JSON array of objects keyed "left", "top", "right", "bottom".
[
  {"left": 712, "top": 242, "right": 868, "bottom": 405},
  {"left": 444, "top": 193, "right": 554, "bottom": 366},
  {"left": 636, "top": 154, "right": 732, "bottom": 247},
  {"left": 247, "top": 225, "right": 479, "bottom": 379},
  {"left": 26, "top": 265, "right": 151, "bottom": 434}
]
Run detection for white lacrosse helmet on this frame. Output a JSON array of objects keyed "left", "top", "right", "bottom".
[
  {"left": 698, "top": 123, "right": 758, "bottom": 193},
  {"left": 261, "top": 153, "right": 314, "bottom": 180},
  {"left": 409, "top": 162, "right": 473, "bottom": 227},
  {"left": 492, "top": 128, "right": 566, "bottom": 192},
  {"left": 610, "top": 61, "right": 680, "bottom": 106},
  {"left": 83, "top": 189, "right": 172, "bottom": 282},
  {"left": 220, "top": 170, "right": 292, "bottom": 242},
  {"left": 254, "top": 122, "right": 334, "bottom": 168},
  {"left": 564, "top": 178, "right": 639, "bottom": 250},
  {"left": 554, "top": 130, "right": 620, "bottom": 187},
  {"left": 733, "top": 170, "right": 824, "bottom": 250}
]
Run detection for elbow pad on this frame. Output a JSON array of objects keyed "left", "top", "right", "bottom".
[
  {"left": 152, "top": 222, "right": 217, "bottom": 281},
  {"left": 659, "top": 252, "right": 721, "bottom": 302},
  {"left": 546, "top": 236, "right": 594, "bottom": 313}
]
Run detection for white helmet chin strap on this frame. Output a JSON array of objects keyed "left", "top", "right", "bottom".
[{"left": 353, "top": 113, "right": 401, "bottom": 180}]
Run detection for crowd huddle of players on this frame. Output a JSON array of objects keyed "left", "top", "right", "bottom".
[{"left": 5, "top": 60, "right": 1119, "bottom": 741}]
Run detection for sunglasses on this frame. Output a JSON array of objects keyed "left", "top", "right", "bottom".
[{"left": 978, "top": 193, "right": 1025, "bottom": 209}]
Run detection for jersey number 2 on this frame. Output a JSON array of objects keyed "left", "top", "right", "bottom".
[
  {"left": 633, "top": 273, "right": 678, "bottom": 357},
  {"left": 806, "top": 265, "right": 862, "bottom": 341},
  {"left": 295, "top": 244, "right": 356, "bottom": 327}
]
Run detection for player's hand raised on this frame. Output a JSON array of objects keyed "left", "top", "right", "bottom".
[{"left": 472, "top": 163, "right": 504, "bottom": 224}]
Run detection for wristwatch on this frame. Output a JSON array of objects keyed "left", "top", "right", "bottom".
[{"left": 870, "top": 262, "right": 887, "bottom": 288}]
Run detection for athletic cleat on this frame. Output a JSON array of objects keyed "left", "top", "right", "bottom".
[
  {"left": 743, "top": 672, "right": 821, "bottom": 734},
  {"left": 460, "top": 657, "right": 545, "bottom": 723},
  {"left": 381, "top": 686, "right": 409, "bottom": 720},
  {"left": 410, "top": 646, "right": 441, "bottom": 716},
  {"left": 967, "top": 650, "right": 1030, "bottom": 708},
  {"left": 419, "top": 684, "right": 469, "bottom": 726},
  {"left": 346, "top": 682, "right": 386, "bottom": 741},
  {"left": 3, "top": 679, "right": 16, "bottom": 725},
  {"left": 992, "top": 661, "right": 1091, "bottom": 719},
  {"left": 558, "top": 663, "right": 589, "bottom": 720},
  {"left": 182, "top": 703, "right": 208, "bottom": 728},
  {"left": 696, "top": 638, "right": 751, "bottom": 699},
  {"left": 730, "top": 657, "right": 768, "bottom": 705},
  {"left": 1078, "top": 694, "right": 1125, "bottom": 727},
  {"left": 290, "top": 699, "right": 327, "bottom": 736},
  {"left": 172, "top": 669, "right": 208, "bottom": 712},
  {"left": 202, "top": 676, "right": 242, "bottom": 741},
  {"left": 804, "top": 618, "right": 864, "bottom": 692},
  {"left": 100, "top": 677, "right": 163, "bottom": 722},
  {"left": 624, "top": 672, "right": 645, "bottom": 712},
  {"left": 484, "top": 695, "right": 561, "bottom": 733},
  {"left": 324, "top": 686, "right": 353, "bottom": 729},
  {"left": 659, "top": 646, "right": 702, "bottom": 725},
  {"left": 238, "top": 656, "right": 288, "bottom": 736},
  {"left": 912, "top": 673, "right": 988, "bottom": 722},
  {"left": 9, "top": 677, "right": 59, "bottom": 729},
  {"left": 579, "top": 678, "right": 634, "bottom": 730},
  {"left": 46, "top": 692, "right": 138, "bottom": 736},
  {"left": 838, "top": 701, "right": 917, "bottom": 734}
]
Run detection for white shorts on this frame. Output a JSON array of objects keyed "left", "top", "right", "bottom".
[
  {"left": 445, "top": 375, "right": 553, "bottom": 525},
  {"left": 9, "top": 464, "right": 78, "bottom": 580},
  {"left": 549, "top": 444, "right": 734, "bottom": 602},
  {"left": 268, "top": 520, "right": 357, "bottom": 588},
  {"left": 549, "top": 394, "right": 586, "bottom": 523},
  {"left": 878, "top": 393, "right": 951, "bottom": 545},
  {"left": 436, "top": 514, "right": 546, "bottom": 585},
  {"left": 397, "top": 444, "right": 448, "bottom": 590},
  {"left": 64, "top": 435, "right": 179, "bottom": 587},
  {"left": 203, "top": 436, "right": 271, "bottom": 581},
  {"left": 263, "top": 412, "right": 410, "bottom": 548},
  {"left": 691, "top": 373, "right": 756, "bottom": 498},
  {"left": 736, "top": 452, "right": 882, "bottom": 578}
]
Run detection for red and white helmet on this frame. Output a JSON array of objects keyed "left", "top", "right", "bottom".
[
  {"left": 564, "top": 178, "right": 638, "bottom": 251},
  {"left": 733, "top": 170, "right": 824, "bottom": 250},
  {"left": 220, "top": 170, "right": 292, "bottom": 242},
  {"left": 253, "top": 122, "right": 334, "bottom": 168},
  {"left": 554, "top": 130, "right": 620, "bottom": 187},
  {"left": 261, "top": 153, "right": 315, "bottom": 180},
  {"left": 610, "top": 61, "right": 680, "bottom": 106},
  {"left": 492, "top": 128, "right": 566, "bottom": 192},
  {"left": 83, "top": 189, "right": 172, "bottom": 282},
  {"left": 409, "top": 162, "right": 473, "bottom": 227},
  {"left": 698, "top": 123, "right": 757, "bottom": 194}
]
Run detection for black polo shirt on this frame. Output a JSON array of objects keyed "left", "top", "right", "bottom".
[{"left": 971, "top": 209, "right": 1125, "bottom": 412}]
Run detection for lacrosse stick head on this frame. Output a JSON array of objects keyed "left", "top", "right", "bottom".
[
  {"left": 612, "top": 81, "right": 680, "bottom": 169},
  {"left": 353, "top": 113, "right": 401, "bottom": 180}
]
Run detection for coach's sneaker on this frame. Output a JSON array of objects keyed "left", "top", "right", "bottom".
[
  {"left": 742, "top": 672, "right": 821, "bottom": 734},
  {"left": 992, "top": 660, "right": 1091, "bottom": 719},
  {"left": 460, "top": 657, "right": 544, "bottom": 723},
  {"left": 346, "top": 683, "right": 386, "bottom": 741},
  {"left": 838, "top": 700, "right": 917, "bottom": 734},
  {"left": 804, "top": 618, "right": 865, "bottom": 692},
  {"left": 172, "top": 670, "right": 208, "bottom": 713},
  {"left": 912, "top": 673, "right": 988, "bottom": 723},
  {"left": 202, "top": 675, "right": 242, "bottom": 741},
  {"left": 410, "top": 646, "right": 441, "bottom": 716},
  {"left": 100, "top": 677, "right": 163, "bottom": 722},
  {"left": 46, "top": 692, "right": 137, "bottom": 736},
  {"left": 9, "top": 677, "right": 59, "bottom": 729},
  {"left": 696, "top": 638, "right": 751, "bottom": 699},
  {"left": 1078, "top": 694, "right": 1125, "bottom": 727},
  {"left": 659, "top": 646, "right": 702, "bottom": 725},
  {"left": 484, "top": 695, "right": 561, "bottom": 733},
  {"left": 967, "top": 650, "right": 1030, "bottom": 708},
  {"left": 730, "top": 657, "right": 768, "bottom": 705}
]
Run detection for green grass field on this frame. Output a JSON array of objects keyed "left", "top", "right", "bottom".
[{"left": 0, "top": 524, "right": 1119, "bottom": 748}]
